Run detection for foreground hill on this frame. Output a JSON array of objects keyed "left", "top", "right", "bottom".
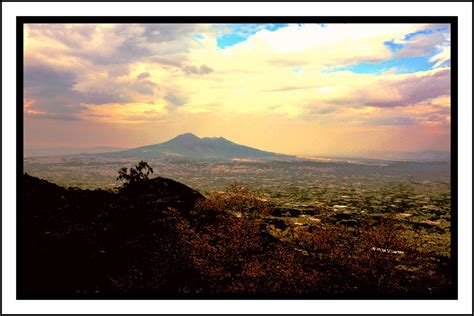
[
  {"left": 19, "top": 174, "right": 452, "bottom": 298},
  {"left": 20, "top": 173, "right": 204, "bottom": 297},
  {"left": 102, "top": 133, "right": 292, "bottom": 160}
]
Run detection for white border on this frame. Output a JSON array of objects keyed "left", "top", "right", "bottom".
[{"left": 2, "top": 2, "right": 472, "bottom": 314}]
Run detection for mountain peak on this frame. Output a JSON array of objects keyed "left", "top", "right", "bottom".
[
  {"left": 203, "top": 136, "right": 229, "bottom": 141},
  {"left": 168, "top": 133, "right": 201, "bottom": 143},
  {"left": 175, "top": 132, "right": 200, "bottom": 140}
]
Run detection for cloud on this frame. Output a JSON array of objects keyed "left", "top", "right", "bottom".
[
  {"left": 371, "top": 68, "right": 450, "bottom": 107},
  {"left": 181, "top": 64, "right": 214, "bottom": 75},
  {"left": 367, "top": 116, "right": 417, "bottom": 126},
  {"left": 327, "top": 68, "right": 450, "bottom": 108},
  {"left": 24, "top": 23, "right": 213, "bottom": 119},
  {"left": 81, "top": 101, "right": 168, "bottom": 124},
  {"left": 24, "top": 63, "right": 134, "bottom": 120},
  {"left": 148, "top": 55, "right": 186, "bottom": 68},
  {"left": 132, "top": 80, "right": 156, "bottom": 96},
  {"left": 24, "top": 64, "right": 85, "bottom": 119},
  {"left": 149, "top": 56, "right": 214, "bottom": 75},
  {"left": 107, "top": 64, "right": 130, "bottom": 78},
  {"left": 136, "top": 72, "right": 150, "bottom": 80},
  {"left": 263, "top": 85, "right": 317, "bottom": 92},
  {"left": 164, "top": 90, "right": 188, "bottom": 107},
  {"left": 26, "top": 24, "right": 98, "bottom": 50},
  {"left": 430, "top": 46, "right": 451, "bottom": 68},
  {"left": 25, "top": 112, "right": 81, "bottom": 121},
  {"left": 392, "top": 26, "right": 450, "bottom": 58},
  {"left": 382, "top": 25, "right": 451, "bottom": 70}
]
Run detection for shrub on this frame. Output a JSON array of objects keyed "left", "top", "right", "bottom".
[
  {"left": 289, "top": 213, "right": 448, "bottom": 294},
  {"left": 191, "top": 184, "right": 270, "bottom": 222},
  {"left": 182, "top": 194, "right": 450, "bottom": 295},
  {"left": 175, "top": 207, "right": 316, "bottom": 294},
  {"left": 116, "top": 161, "right": 154, "bottom": 185}
]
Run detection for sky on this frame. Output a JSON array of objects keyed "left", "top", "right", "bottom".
[{"left": 23, "top": 23, "right": 451, "bottom": 157}]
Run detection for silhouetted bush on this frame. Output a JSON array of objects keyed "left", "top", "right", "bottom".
[{"left": 117, "top": 161, "right": 154, "bottom": 185}]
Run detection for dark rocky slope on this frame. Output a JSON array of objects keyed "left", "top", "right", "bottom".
[{"left": 20, "top": 174, "right": 204, "bottom": 297}]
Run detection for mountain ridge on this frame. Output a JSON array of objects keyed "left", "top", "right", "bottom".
[{"left": 103, "top": 133, "right": 292, "bottom": 161}]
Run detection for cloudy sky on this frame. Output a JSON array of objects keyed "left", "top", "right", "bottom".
[{"left": 24, "top": 23, "right": 451, "bottom": 157}]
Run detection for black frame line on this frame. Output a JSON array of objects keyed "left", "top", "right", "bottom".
[{"left": 16, "top": 16, "right": 459, "bottom": 300}]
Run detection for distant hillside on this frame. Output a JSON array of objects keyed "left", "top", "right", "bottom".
[
  {"left": 25, "top": 146, "right": 126, "bottom": 157},
  {"left": 394, "top": 150, "right": 451, "bottom": 162},
  {"left": 103, "top": 133, "right": 292, "bottom": 160},
  {"left": 371, "top": 150, "right": 451, "bottom": 162}
]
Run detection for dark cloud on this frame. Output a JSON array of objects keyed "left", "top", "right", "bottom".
[
  {"left": 268, "top": 57, "right": 312, "bottom": 67},
  {"left": 134, "top": 73, "right": 156, "bottom": 95},
  {"left": 394, "top": 25, "right": 450, "bottom": 58},
  {"left": 132, "top": 81, "right": 155, "bottom": 96},
  {"left": 148, "top": 55, "right": 186, "bottom": 68},
  {"left": 367, "top": 116, "right": 416, "bottom": 126},
  {"left": 136, "top": 72, "right": 150, "bottom": 80},
  {"left": 27, "top": 24, "right": 97, "bottom": 50},
  {"left": 27, "top": 24, "right": 203, "bottom": 66},
  {"left": 395, "top": 32, "right": 448, "bottom": 58},
  {"left": 24, "top": 64, "right": 85, "bottom": 120},
  {"left": 25, "top": 112, "right": 81, "bottom": 121},
  {"left": 330, "top": 69, "right": 450, "bottom": 108},
  {"left": 301, "top": 104, "right": 339, "bottom": 121},
  {"left": 83, "top": 89, "right": 131, "bottom": 104},
  {"left": 92, "top": 24, "right": 202, "bottom": 65},
  {"left": 182, "top": 64, "right": 214, "bottom": 75},
  {"left": 367, "top": 69, "right": 450, "bottom": 107},
  {"left": 432, "top": 107, "right": 450, "bottom": 115},
  {"left": 164, "top": 90, "right": 188, "bottom": 106},
  {"left": 425, "top": 113, "right": 450, "bottom": 126},
  {"left": 264, "top": 85, "right": 316, "bottom": 92},
  {"left": 311, "top": 106, "right": 339, "bottom": 115},
  {"left": 199, "top": 64, "right": 214, "bottom": 74},
  {"left": 141, "top": 24, "right": 200, "bottom": 43},
  {"left": 24, "top": 64, "right": 130, "bottom": 120},
  {"left": 268, "top": 104, "right": 283, "bottom": 110},
  {"left": 149, "top": 55, "right": 214, "bottom": 76},
  {"left": 107, "top": 64, "right": 130, "bottom": 78}
]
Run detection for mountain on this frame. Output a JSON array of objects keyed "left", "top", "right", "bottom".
[{"left": 103, "top": 133, "right": 291, "bottom": 161}]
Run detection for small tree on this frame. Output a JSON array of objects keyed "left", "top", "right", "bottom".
[{"left": 117, "top": 160, "right": 154, "bottom": 185}]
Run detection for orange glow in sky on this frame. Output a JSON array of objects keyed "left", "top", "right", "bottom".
[{"left": 24, "top": 23, "right": 451, "bottom": 157}]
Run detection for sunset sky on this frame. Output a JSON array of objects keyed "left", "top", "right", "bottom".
[{"left": 24, "top": 23, "right": 451, "bottom": 157}]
